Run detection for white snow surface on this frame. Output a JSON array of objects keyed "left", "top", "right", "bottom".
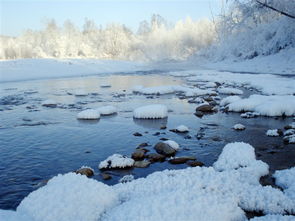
[
  {"left": 226, "top": 95, "right": 295, "bottom": 117},
  {"left": 77, "top": 109, "right": 100, "bottom": 120},
  {"left": 163, "top": 140, "right": 180, "bottom": 150},
  {"left": 99, "top": 154, "right": 134, "bottom": 169},
  {"left": 185, "top": 69, "right": 295, "bottom": 95},
  {"left": 41, "top": 99, "right": 57, "bottom": 106},
  {"left": 0, "top": 59, "right": 146, "bottom": 82},
  {"left": 96, "top": 106, "right": 117, "bottom": 116},
  {"left": 218, "top": 87, "right": 243, "bottom": 95},
  {"left": 1, "top": 142, "right": 295, "bottom": 221},
  {"left": 250, "top": 215, "right": 295, "bottom": 221},
  {"left": 176, "top": 125, "right": 189, "bottom": 132},
  {"left": 233, "top": 124, "right": 246, "bottom": 130},
  {"left": 266, "top": 129, "right": 280, "bottom": 137},
  {"left": 273, "top": 167, "right": 295, "bottom": 201},
  {"left": 133, "top": 104, "right": 168, "bottom": 119},
  {"left": 220, "top": 96, "right": 241, "bottom": 106}
]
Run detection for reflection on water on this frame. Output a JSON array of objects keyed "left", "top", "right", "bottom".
[{"left": 133, "top": 118, "right": 168, "bottom": 129}]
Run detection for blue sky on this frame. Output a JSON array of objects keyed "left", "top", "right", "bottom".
[{"left": 0, "top": 0, "right": 222, "bottom": 36}]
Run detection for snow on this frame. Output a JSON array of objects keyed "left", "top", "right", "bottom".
[
  {"left": 41, "top": 99, "right": 57, "bottom": 106},
  {"left": 2, "top": 142, "right": 295, "bottom": 221},
  {"left": 176, "top": 125, "right": 189, "bottom": 132},
  {"left": 250, "top": 215, "right": 295, "bottom": 221},
  {"left": 74, "top": 89, "right": 88, "bottom": 96},
  {"left": 185, "top": 70, "right": 295, "bottom": 95},
  {"left": 119, "top": 175, "right": 134, "bottom": 183},
  {"left": 227, "top": 95, "right": 295, "bottom": 117},
  {"left": 233, "top": 124, "right": 245, "bottom": 130},
  {"left": 266, "top": 129, "right": 280, "bottom": 137},
  {"left": 0, "top": 59, "right": 146, "bottom": 82},
  {"left": 77, "top": 109, "right": 100, "bottom": 120},
  {"left": 220, "top": 96, "right": 241, "bottom": 106},
  {"left": 163, "top": 140, "right": 180, "bottom": 150},
  {"left": 218, "top": 87, "right": 243, "bottom": 95},
  {"left": 96, "top": 106, "right": 117, "bottom": 116},
  {"left": 99, "top": 154, "right": 134, "bottom": 169},
  {"left": 274, "top": 167, "right": 295, "bottom": 201},
  {"left": 133, "top": 104, "right": 168, "bottom": 119},
  {"left": 11, "top": 173, "right": 117, "bottom": 221}
]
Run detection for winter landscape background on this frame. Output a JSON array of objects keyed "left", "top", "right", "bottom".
[{"left": 0, "top": 0, "right": 295, "bottom": 221}]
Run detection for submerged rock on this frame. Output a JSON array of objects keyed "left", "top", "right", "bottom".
[
  {"left": 169, "top": 156, "right": 196, "bottom": 164},
  {"left": 134, "top": 160, "right": 151, "bottom": 168},
  {"left": 146, "top": 153, "right": 166, "bottom": 162},
  {"left": 154, "top": 142, "right": 176, "bottom": 156},
  {"left": 187, "top": 161, "right": 204, "bottom": 167},
  {"left": 101, "top": 173, "right": 112, "bottom": 180}
]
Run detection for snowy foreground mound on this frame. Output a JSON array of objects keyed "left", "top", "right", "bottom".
[{"left": 1, "top": 142, "right": 295, "bottom": 221}]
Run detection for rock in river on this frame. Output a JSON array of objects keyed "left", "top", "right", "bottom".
[
  {"left": 131, "top": 149, "right": 145, "bottom": 160},
  {"left": 75, "top": 167, "right": 94, "bottom": 177},
  {"left": 134, "top": 160, "right": 151, "bottom": 168},
  {"left": 146, "top": 153, "right": 166, "bottom": 162},
  {"left": 154, "top": 142, "right": 176, "bottom": 156}
]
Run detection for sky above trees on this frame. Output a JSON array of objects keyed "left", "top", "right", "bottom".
[{"left": 0, "top": 0, "right": 222, "bottom": 36}]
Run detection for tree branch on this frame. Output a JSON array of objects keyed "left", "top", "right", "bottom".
[{"left": 255, "top": 0, "right": 295, "bottom": 19}]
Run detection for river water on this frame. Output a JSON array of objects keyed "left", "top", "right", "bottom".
[{"left": 0, "top": 73, "right": 294, "bottom": 210}]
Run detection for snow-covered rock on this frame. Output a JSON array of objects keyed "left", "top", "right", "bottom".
[
  {"left": 77, "top": 109, "right": 100, "bottom": 120},
  {"left": 41, "top": 99, "right": 57, "bottom": 107},
  {"left": 133, "top": 104, "right": 168, "bottom": 119},
  {"left": 266, "top": 129, "right": 280, "bottom": 137},
  {"left": 227, "top": 95, "right": 295, "bottom": 117},
  {"left": 99, "top": 154, "right": 134, "bottom": 169},
  {"left": 163, "top": 140, "right": 180, "bottom": 150},
  {"left": 233, "top": 124, "right": 245, "bottom": 130},
  {"left": 96, "top": 106, "right": 117, "bottom": 116},
  {"left": 175, "top": 125, "right": 189, "bottom": 133},
  {"left": 74, "top": 90, "right": 88, "bottom": 96}
]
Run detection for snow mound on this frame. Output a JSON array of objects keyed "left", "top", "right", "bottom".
[
  {"left": 220, "top": 96, "right": 241, "bottom": 106},
  {"left": 218, "top": 87, "right": 243, "bottom": 95},
  {"left": 266, "top": 129, "right": 280, "bottom": 137},
  {"left": 233, "top": 124, "right": 245, "bottom": 130},
  {"left": 163, "top": 140, "right": 180, "bottom": 150},
  {"left": 99, "top": 154, "right": 134, "bottom": 169},
  {"left": 204, "top": 82, "right": 217, "bottom": 88},
  {"left": 227, "top": 95, "right": 295, "bottom": 117},
  {"left": 133, "top": 104, "right": 168, "bottom": 119},
  {"left": 74, "top": 90, "right": 88, "bottom": 96},
  {"left": 17, "top": 173, "right": 117, "bottom": 221},
  {"left": 77, "top": 109, "right": 100, "bottom": 120},
  {"left": 132, "top": 85, "right": 176, "bottom": 95},
  {"left": 96, "top": 106, "right": 117, "bottom": 116},
  {"left": 274, "top": 167, "right": 295, "bottom": 201},
  {"left": 176, "top": 125, "right": 189, "bottom": 132}
]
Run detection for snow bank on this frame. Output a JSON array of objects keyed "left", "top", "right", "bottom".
[
  {"left": 266, "top": 129, "right": 280, "bottom": 137},
  {"left": 185, "top": 70, "right": 295, "bottom": 95},
  {"left": 77, "top": 109, "right": 100, "bottom": 120},
  {"left": 96, "top": 106, "right": 117, "bottom": 116},
  {"left": 274, "top": 167, "right": 295, "bottom": 201},
  {"left": 133, "top": 104, "right": 168, "bottom": 119},
  {"left": 99, "top": 154, "right": 134, "bottom": 169},
  {"left": 218, "top": 87, "right": 243, "bottom": 95},
  {"left": 220, "top": 96, "right": 241, "bottom": 106},
  {"left": 17, "top": 173, "right": 117, "bottom": 221},
  {"left": 2, "top": 142, "right": 295, "bottom": 221},
  {"left": 250, "top": 214, "right": 295, "bottom": 221},
  {"left": 163, "top": 140, "right": 180, "bottom": 150},
  {"left": 227, "top": 95, "right": 295, "bottom": 117}
]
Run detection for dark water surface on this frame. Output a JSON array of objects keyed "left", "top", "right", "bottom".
[{"left": 0, "top": 74, "right": 294, "bottom": 210}]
